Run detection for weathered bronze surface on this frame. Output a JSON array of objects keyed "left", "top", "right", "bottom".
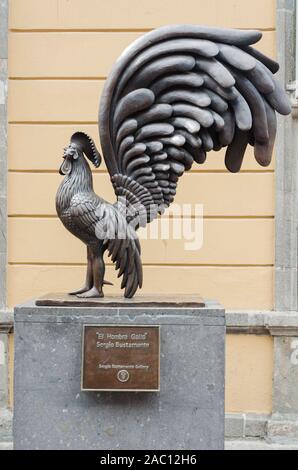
[
  {"left": 55, "top": 24, "right": 291, "bottom": 299},
  {"left": 36, "top": 292, "right": 205, "bottom": 308},
  {"left": 82, "top": 325, "right": 160, "bottom": 391}
]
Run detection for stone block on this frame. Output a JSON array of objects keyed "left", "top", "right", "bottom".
[
  {"left": 13, "top": 298, "right": 225, "bottom": 450},
  {"left": 225, "top": 413, "right": 244, "bottom": 438}
]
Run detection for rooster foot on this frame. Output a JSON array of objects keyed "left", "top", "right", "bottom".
[
  {"left": 76, "top": 287, "right": 104, "bottom": 298},
  {"left": 69, "top": 286, "right": 91, "bottom": 295},
  {"left": 69, "top": 279, "right": 112, "bottom": 295}
]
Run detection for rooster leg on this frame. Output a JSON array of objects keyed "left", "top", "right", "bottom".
[
  {"left": 77, "top": 246, "right": 104, "bottom": 298},
  {"left": 69, "top": 246, "right": 93, "bottom": 295}
]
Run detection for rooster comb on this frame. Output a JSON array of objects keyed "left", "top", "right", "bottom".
[{"left": 70, "top": 132, "right": 102, "bottom": 168}]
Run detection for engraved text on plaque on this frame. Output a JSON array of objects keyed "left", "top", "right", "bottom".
[{"left": 82, "top": 325, "right": 160, "bottom": 391}]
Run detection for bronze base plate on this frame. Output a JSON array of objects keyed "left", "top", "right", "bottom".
[{"left": 36, "top": 293, "right": 205, "bottom": 308}]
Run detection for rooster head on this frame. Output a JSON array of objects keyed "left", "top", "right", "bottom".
[{"left": 59, "top": 132, "right": 102, "bottom": 175}]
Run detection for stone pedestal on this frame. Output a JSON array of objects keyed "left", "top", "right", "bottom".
[{"left": 13, "top": 296, "right": 225, "bottom": 450}]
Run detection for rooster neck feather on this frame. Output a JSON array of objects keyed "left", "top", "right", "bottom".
[{"left": 56, "top": 156, "right": 93, "bottom": 214}]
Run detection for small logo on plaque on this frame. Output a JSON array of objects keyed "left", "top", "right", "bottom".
[
  {"left": 81, "top": 325, "right": 160, "bottom": 392},
  {"left": 117, "top": 369, "right": 130, "bottom": 383}
]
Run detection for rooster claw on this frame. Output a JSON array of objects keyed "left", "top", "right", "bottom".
[
  {"left": 69, "top": 286, "right": 90, "bottom": 295},
  {"left": 76, "top": 287, "right": 104, "bottom": 298},
  {"left": 69, "top": 279, "right": 112, "bottom": 295}
]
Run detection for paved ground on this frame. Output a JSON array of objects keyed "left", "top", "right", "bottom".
[
  {"left": 1, "top": 439, "right": 298, "bottom": 451},
  {"left": 0, "top": 442, "right": 12, "bottom": 450},
  {"left": 225, "top": 439, "right": 298, "bottom": 450}
]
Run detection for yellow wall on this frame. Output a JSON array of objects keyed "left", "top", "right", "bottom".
[
  {"left": 226, "top": 335, "right": 273, "bottom": 413},
  {"left": 7, "top": 0, "right": 276, "bottom": 413}
]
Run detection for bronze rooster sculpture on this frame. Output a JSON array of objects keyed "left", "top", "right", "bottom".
[{"left": 56, "top": 25, "right": 291, "bottom": 298}]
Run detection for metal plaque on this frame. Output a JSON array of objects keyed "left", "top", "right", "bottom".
[{"left": 81, "top": 325, "right": 160, "bottom": 392}]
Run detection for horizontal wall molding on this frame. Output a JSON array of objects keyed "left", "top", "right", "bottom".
[
  {"left": 2, "top": 309, "right": 298, "bottom": 334},
  {"left": 0, "top": 311, "right": 13, "bottom": 332},
  {"left": 9, "top": 28, "right": 276, "bottom": 33},
  {"left": 227, "top": 311, "right": 298, "bottom": 335}
]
